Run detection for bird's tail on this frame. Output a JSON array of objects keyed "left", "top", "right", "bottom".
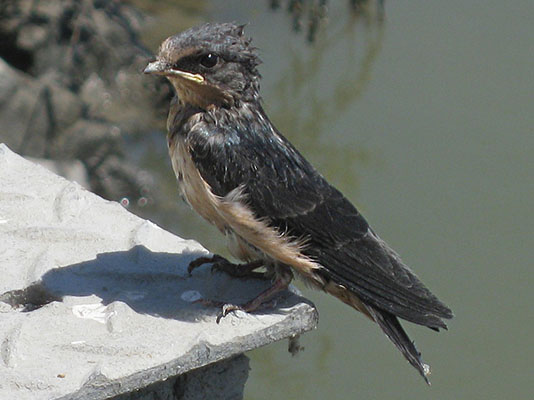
[{"left": 366, "top": 305, "right": 431, "bottom": 384}]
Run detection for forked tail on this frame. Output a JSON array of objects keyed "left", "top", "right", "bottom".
[{"left": 366, "top": 305, "right": 432, "bottom": 384}]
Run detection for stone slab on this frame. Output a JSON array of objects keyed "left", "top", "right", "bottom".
[
  {"left": 0, "top": 144, "right": 318, "bottom": 400},
  {"left": 111, "top": 355, "right": 250, "bottom": 400}
]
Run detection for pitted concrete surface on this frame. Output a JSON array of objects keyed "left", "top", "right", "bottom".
[{"left": 0, "top": 144, "right": 318, "bottom": 400}]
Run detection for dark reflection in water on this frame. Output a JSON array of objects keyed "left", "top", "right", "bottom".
[
  {"left": 268, "top": 16, "right": 384, "bottom": 186},
  {"left": 268, "top": 0, "right": 384, "bottom": 42}
]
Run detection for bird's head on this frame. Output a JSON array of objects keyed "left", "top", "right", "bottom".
[{"left": 144, "top": 23, "right": 261, "bottom": 110}]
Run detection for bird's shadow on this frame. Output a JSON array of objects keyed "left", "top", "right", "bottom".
[{"left": 1, "top": 245, "right": 307, "bottom": 323}]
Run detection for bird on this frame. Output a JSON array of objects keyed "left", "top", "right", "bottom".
[{"left": 144, "top": 22, "right": 453, "bottom": 383}]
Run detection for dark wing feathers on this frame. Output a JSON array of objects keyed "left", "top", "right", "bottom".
[
  {"left": 189, "top": 111, "right": 452, "bottom": 328},
  {"left": 276, "top": 188, "right": 452, "bottom": 328}
]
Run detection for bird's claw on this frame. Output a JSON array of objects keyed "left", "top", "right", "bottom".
[
  {"left": 216, "top": 303, "right": 243, "bottom": 324},
  {"left": 215, "top": 297, "right": 280, "bottom": 323},
  {"left": 187, "top": 254, "right": 226, "bottom": 276},
  {"left": 193, "top": 298, "right": 243, "bottom": 323}
]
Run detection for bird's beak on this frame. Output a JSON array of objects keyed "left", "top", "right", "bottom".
[
  {"left": 144, "top": 60, "right": 204, "bottom": 83},
  {"left": 143, "top": 60, "right": 167, "bottom": 75}
]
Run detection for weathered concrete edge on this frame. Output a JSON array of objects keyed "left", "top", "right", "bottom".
[{"left": 58, "top": 303, "right": 318, "bottom": 400}]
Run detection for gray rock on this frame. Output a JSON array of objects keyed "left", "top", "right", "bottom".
[
  {"left": 0, "top": 0, "right": 165, "bottom": 203},
  {"left": 60, "top": 119, "right": 152, "bottom": 201},
  {"left": 39, "top": 72, "right": 85, "bottom": 132},
  {"left": 0, "top": 58, "right": 46, "bottom": 156}
]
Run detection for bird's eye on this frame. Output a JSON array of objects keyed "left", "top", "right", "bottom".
[{"left": 199, "top": 53, "right": 218, "bottom": 68}]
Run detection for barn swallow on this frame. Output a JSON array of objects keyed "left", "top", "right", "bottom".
[{"left": 144, "top": 23, "right": 453, "bottom": 383}]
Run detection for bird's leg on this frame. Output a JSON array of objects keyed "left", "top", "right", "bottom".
[
  {"left": 216, "top": 268, "right": 293, "bottom": 323},
  {"left": 188, "top": 254, "right": 266, "bottom": 279}
]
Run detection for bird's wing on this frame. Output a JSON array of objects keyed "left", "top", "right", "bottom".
[{"left": 188, "top": 112, "right": 452, "bottom": 328}]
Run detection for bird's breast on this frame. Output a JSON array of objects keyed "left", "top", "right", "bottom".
[
  {"left": 168, "top": 133, "right": 324, "bottom": 285},
  {"left": 167, "top": 136, "right": 262, "bottom": 264},
  {"left": 168, "top": 136, "right": 228, "bottom": 232}
]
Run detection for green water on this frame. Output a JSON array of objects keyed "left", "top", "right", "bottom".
[{"left": 136, "top": 1, "right": 534, "bottom": 398}]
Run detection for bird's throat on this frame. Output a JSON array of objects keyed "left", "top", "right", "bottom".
[{"left": 167, "top": 76, "right": 234, "bottom": 110}]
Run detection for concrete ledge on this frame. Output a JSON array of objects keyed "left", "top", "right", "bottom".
[
  {"left": 0, "top": 144, "right": 318, "bottom": 400},
  {"left": 110, "top": 355, "right": 250, "bottom": 400}
]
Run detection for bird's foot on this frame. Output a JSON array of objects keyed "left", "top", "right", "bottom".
[
  {"left": 215, "top": 298, "right": 282, "bottom": 323},
  {"left": 192, "top": 299, "right": 246, "bottom": 323},
  {"left": 187, "top": 254, "right": 225, "bottom": 276},
  {"left": 188, "top": 254, "right": 266, "bottom": 279},
  {"left": 213, "top": 273, "right": 292, "bottom": 323}
]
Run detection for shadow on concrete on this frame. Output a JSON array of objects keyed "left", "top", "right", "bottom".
[{"left": 1, "top": 245, "right": 308, "bottom": 323}]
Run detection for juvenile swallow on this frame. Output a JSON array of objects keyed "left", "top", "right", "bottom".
[{"left": 144, "top": 23, "right": 453, "bottom": 382}]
